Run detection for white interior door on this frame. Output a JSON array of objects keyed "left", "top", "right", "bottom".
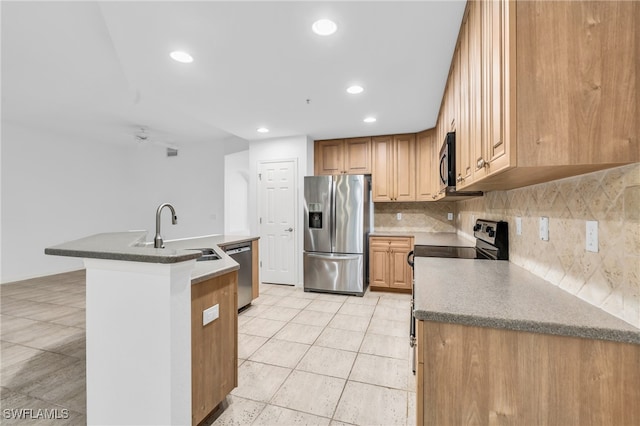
[{"left": 258, "top": 160, "right": 297, "bottom": 285}]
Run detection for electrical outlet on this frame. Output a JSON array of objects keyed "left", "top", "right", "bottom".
[
  {"left": 447, "top": 212, "right": 454, "bottom": 221},
  {"left": 539, "top": 217, "right": 549, "bottom": 241},
  {"left": 203, "top": 304, "right": 219, "bottom": 326},
  {"left": 396, "top": 212, "right": 402, "bottom": 221},
  {"left": 515, "top": 217, "right": 522, "bottom": 236},
  {"left": 586, "top": 221, "right": 598, "bottom": 252}
]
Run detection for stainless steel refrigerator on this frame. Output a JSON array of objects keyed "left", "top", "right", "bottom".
[{"left": 303, "top": 174, "right": 372, "bottom": 296}]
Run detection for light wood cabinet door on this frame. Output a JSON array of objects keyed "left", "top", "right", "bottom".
[
  {"left": 516, "top": 0, "right": 637, "bottom": 167},
  {"left": 416, "top": 129, "right": 436, "bottom": 201},
  {"left": 393, "top": 134, "right": 416, "bottom": 202},
  {"left": 344, "top": 137, "right": 372, "bottom": 174},
  {"left": 369, "top": 238, "right": 390, "bottom": 288},
  {"left": 372, "top": 136, "right": 394, "bottom": 202},
  {"left": 251, "top": 239, "right": 260, "bottom": 300},
  {"left": 314, "top": 138, "right": 372, "bottom": 175},
  {"left": 468, "top": 1, "right": 486, "bottom": 184},
  {"left": 369, "top": 237, "right": 413, "bottom": 291},
  {"left": 455, "top": 0, "right": 487, "bottom": 190},
  {"left": 483, "top": 0, "right": 510, "bottom": 176},
  {"left": 191, "top": 271, "right": 238, "bottom": 426},
  {"left": 314, "top": 139, "right": 344, "bottom": 175},
  {"left": 418, "top": 321, "right": 640, "bottom": 426},
  {"left": 456, "top": 15, "right": 473, "bottom": 187},
  {"left": 389, "top": 238, "right": 412, "bottom": 290},
  {"left": 372, "top": 134, "right": 416, "bottom": 202}
]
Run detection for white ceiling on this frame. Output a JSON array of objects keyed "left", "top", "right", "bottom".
[{"left": 1, "top": 1, "right": 465, "bottom": 147}]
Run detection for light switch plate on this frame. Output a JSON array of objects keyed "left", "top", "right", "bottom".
[
  {"left": 515, "top": 216, "right": 522, "bottom": 236},
  {"left": 203, "top": 304, "right": 219, "bottom": 326},
  {"left": 447, "top": 212, "right": 454, "bottom": 221},
  {"left": 586, "top": 221, "right": 598, "bottom": 252},
  {"left": 539, "top": 217, "right": 549, "bottom": 241}
]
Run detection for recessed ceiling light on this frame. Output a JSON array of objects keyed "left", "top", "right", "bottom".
[
  {"left": 170, "top": 51, "right": 193, "bottom": 63},
  {"left": 347, "top": 85, "right": 364, "bottom": 94},
  {"left": 363, "top": 117, "right": 377, "bottom": 123},
  {"left": 257, "top": 127, "right": 269, "bottom": 133},
  {"left": 312, "top": 19, "right": 337, "bottom": 36}
]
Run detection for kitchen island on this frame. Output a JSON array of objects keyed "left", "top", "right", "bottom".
[
  {"left": 45, "top": 231, "right": 258, "bottom": 426},
  {"left": 414, "top": 257, "right": 640, "bottom": 426}
]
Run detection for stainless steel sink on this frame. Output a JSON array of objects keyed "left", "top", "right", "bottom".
[{"left": 188, "top": 248, "right": 221, "bottom": 261}]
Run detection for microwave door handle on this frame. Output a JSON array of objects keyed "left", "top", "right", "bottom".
[{"left": 439, "top": 155, "right": 446, "bottom": 185}]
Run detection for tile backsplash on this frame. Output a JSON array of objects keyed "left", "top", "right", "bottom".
[
  {"left": 456, "top": 163, "right": 640, "bottom": 328},
  {"left": 374, "top": 201, "right": 457, "bottom": 233}
]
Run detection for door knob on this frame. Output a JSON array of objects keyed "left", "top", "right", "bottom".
[{"left": 285, "top": 228, "right": 293, "bottom": 232}]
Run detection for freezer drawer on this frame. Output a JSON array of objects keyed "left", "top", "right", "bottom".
[{"left": 303, "top": 252, "right": 365, "bottom": 296}]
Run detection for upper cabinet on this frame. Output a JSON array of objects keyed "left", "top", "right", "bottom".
[
  {"left": 416, "top": 129, "right": 437, "bottom": 201},
  {"left": 447, "top": 0, "right": 638, "bottom": 191},
  {"left": 372, "top": 134, "right": 416, "bottom": 202},
  {"left": 314, "top": 137, "right": 371, "bottom": 175}
]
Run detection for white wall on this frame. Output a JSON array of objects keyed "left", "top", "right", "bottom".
[
  {"left": 1, "top": 123, "right": 226, "bottom": 283},
  {"left": 224, "top": 150, "right": 250, "bottom": 235},
  {"left": 130, "top": 141, "right": 225, "bottom": 241},
  {"left": 249, "top": 135, "right": 314, "bottom": 286}
]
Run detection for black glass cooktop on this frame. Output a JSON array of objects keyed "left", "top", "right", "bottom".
[{"left": 413, "top": 245, "right": 497, "bottom": 260}]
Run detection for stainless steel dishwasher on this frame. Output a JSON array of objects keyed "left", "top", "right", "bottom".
[{"left": 222, "top": 242, "right": 252, "bottom": 310}]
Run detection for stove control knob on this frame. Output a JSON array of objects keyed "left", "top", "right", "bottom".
[
  {"left": 473, "top": 224, "right": 482, "bottom": 232},
  {"left": 488, "top": 229, "right": 496, "bottom": 238},
  {"left": 485, "top": 226, "right": 494, "bottom": 233}
]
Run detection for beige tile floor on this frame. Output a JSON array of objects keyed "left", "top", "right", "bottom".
[
  {"left": 0, "top": 271, "right": 415, "bottom": 425},
  {"left": 210, "top": 283, "right": 415, "bottom": 426},
  {"left": 1, "top": 270, "right": 87, "bottom": 425}
]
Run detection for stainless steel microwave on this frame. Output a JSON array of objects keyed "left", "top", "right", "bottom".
[{"left": 438, "top": 132, "right": 456, "bottom": 192}]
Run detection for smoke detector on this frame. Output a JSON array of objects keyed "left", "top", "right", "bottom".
[{"left": 135, "top": 128, "right": 150, "bottom": 142}]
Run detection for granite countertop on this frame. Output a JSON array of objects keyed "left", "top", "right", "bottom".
[
  {"left": 414, "top": 257, "right": 640, "bottom": 345},
  {"left": 162, "top": 234, "right": 257, "bottom": 283},
  {"left": 45, "top": 232, "right": 258, "bottom": 284},
  {"left": 370, "top": 231, "right": 475, "bottom": 248}
]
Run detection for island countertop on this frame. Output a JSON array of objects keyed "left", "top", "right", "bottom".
[
  {"left": 414, "top": 257, "right": 640, "bottom": 345},
  {"left": 45, "top": 231, "right": 258, "bottom": 284},
  {"left": 162, "top": 234, "right": 258, "bottom": 283}
]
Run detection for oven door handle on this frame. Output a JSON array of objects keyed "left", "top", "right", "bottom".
[{"left": 407, "top": 250, "right": 414, "bottom": 268}]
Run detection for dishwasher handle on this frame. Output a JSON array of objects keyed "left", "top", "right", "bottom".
[{"left": 225, "top": 246, "right": 251, "bottom": 255}]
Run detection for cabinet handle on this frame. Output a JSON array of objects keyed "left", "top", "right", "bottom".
[
  {"left": 456, "top": 174, "right": 464, "bottom": 183},
  {"left": 477, "top": 158, "right": 486, "bottom": 169}
]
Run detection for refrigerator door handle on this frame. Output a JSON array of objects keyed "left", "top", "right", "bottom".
[
  {"left": 306, "top": 253, "right": 360, "bottom": 261},
  {"left": 330, "top": 176, "right": 336, "bottom": 253}
]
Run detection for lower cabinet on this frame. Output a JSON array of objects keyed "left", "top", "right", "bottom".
[
  {"left": 191, "top": 271, "right": 238, "bottom": 426},
  {"left": 416, "top": 320, "right": 640, "bottom": 426},
  {"left": 369, "top": 236, "right": 413, "bottom": 292}
]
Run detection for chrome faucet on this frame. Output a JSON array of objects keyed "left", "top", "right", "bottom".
[{"left": 154, "top": 203, "right": 177, "bottom": 248}]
